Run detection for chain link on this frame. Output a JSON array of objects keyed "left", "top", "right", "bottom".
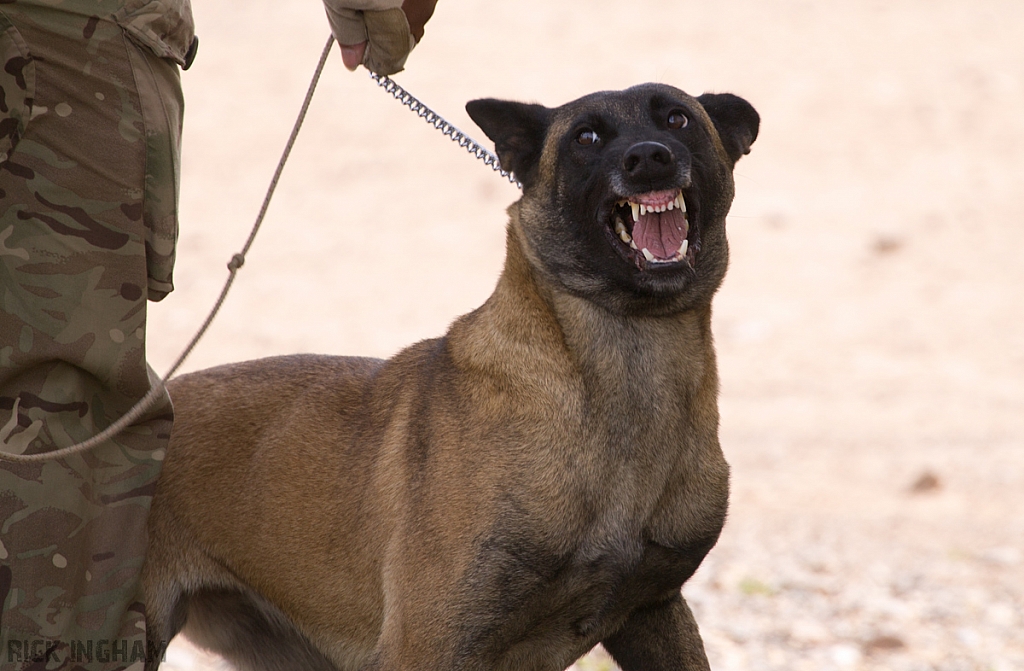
[{"left": 369, "top": 73, "right": 522, "bottom": 189}]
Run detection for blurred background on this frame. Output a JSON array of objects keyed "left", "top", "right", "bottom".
[{"left": 148, "top": 1, "right": 1024, "bottom": 669}]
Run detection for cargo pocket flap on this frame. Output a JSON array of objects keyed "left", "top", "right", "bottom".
[{"left": 113, "top": 0, "right": 195, "bottom": 68}]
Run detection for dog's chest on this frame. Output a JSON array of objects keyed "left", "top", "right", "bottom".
[
  {"left": 573, "top": 474, "right": 725, "bottom": 617},
  {"left": 454, "top": 299, "right": 725, "bottom": 658},
  {"left": 455, "top": 519, "right": 720, "bottom": 669},
  {"left": 563, "top": 527, "right": 714, "bottom": 632},
  {"left": 530, "top": 333, "right": 722, "bottom": 626},
  {"left": 460, "top": 463, "right": 725, "bottom": 661}
]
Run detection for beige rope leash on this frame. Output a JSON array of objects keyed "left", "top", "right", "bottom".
[
  {"left": 2, "top": 33, "right": 518, "bottom": 463},
  {"left": 0, "top": 36, "right": 337, "bottom": 463}
]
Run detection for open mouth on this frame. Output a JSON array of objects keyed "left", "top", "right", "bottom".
[{"left": 608, "top": 189, "right": 698, "bottom": 268}]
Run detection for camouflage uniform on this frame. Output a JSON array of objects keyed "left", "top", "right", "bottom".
[{"left": 0, "top": 1, "right": 194, "bottom": 667}]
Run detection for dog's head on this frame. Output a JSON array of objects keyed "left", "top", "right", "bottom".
[{"left": 467, "top": 84, "right": 758, "bottom": 315}]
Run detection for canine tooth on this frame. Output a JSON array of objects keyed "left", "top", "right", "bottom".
[
  {"left": 641, "top": 248, "right": 655, "bottom": 261},
  {"left": 676, "top": 194, "right": 686, "bottom": 212},
  {"left": 631, "top": 203, "right": 640, "bottom": 222},
  {"left": 619, "top": 230, "right": 632, "bottom": 244},
  {"left": 679, "top": 239, "right": 689, "bottom": 256}
]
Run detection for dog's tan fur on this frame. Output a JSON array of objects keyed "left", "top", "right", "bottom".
[{"left": 143, "top": 84, "right": 758, "bottom": 671}]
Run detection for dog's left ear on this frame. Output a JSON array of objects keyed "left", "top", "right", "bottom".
[
  {"left": 696, "top": 93, "right": 760, "bottom": 165},
  {"left": 466, "top": 99, "right": 552, "bottom": 189}
]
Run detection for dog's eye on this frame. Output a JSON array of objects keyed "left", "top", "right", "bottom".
[
  {"left": 576, "top": 129, "right": 600, "bottom": 146},
  {"left": 667, "top": 110, "right": 688, "bottom": 129}
]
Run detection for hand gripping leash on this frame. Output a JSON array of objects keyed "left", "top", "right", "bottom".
[{"left": 1, "top": 35, "right": 515, "bottom": 462}]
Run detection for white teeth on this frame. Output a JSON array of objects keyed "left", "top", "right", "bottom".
[
  {"left": 614, "top": 217, "right": 632, "bottom": 244},
  {"left": 622, "top": 194, "right": 685, "bottom": 222},
  {"left": 613, "top": 193, "right": 691, "bottom": 264}
]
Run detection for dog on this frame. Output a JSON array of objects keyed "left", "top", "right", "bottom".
[{"left": 142, "top": 83, "right": 758, "bottom": 671}]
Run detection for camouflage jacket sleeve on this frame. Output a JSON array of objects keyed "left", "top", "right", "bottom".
[
  {"left": 111, "top": 0, "right": 194, "bottom": 297},
  {"left": 8, "top": 0, "right": 193, "bottom": 300}
]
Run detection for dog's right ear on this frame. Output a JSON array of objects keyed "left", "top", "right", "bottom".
[{"left": 466, "top": 99, "right": 552, "bottom": 189}]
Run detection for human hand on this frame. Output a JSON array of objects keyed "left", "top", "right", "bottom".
[{"left": 323, "top": 0, "right": 438, "bottom": 75}]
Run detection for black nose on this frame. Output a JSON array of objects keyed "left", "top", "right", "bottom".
[{"left": 622, "top": 141, "right": 676, "bottom": 180}]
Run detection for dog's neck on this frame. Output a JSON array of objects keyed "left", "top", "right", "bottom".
[
  {"left": 450, "top": 216, "right": 718, "bottom": 419},
  {"left": 448, "top": 212, "right": 724, "bottom": 529}
]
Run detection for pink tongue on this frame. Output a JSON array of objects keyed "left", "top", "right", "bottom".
[{"left": 632, "top": 208, "right": 688, "bottom": 259}]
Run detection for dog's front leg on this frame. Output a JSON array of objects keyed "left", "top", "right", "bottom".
[{"left": 601, "top": 594, "right": 711, "bottom": 671}]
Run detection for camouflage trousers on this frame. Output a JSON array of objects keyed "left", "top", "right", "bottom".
[{"left": 1, "top": 1, "right": 192, "bottom": 668}]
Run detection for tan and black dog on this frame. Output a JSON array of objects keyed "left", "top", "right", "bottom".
[{"left": 142, "top": 83, "right": 758, "bottom": 671}]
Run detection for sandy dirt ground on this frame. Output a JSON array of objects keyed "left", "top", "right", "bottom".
[{"left": 147, "top": 1, "right": 1024, "bottom": 670}]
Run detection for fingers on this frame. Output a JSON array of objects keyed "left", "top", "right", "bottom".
[
  {"left": 324, "top": 6, "right": 368, "bottom": 46},
  {"left": 324, "top": 0, "right": 436, "bottom": 75},
  {"left": 340, "top": 41, "right": 367, "bottom": 71},
  {"left": 360, "top": 8, "right": 415, "bottom": 75}
]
